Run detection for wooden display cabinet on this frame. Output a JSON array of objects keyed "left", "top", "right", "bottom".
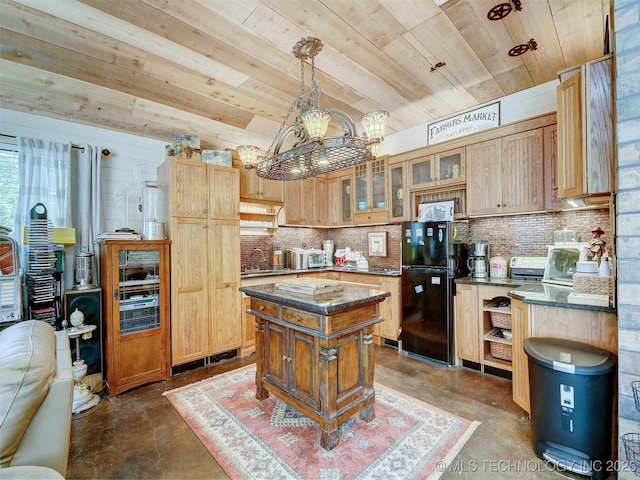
[
  {"left": 387, "top": 162, "right": 409, "bottom": 222},
  {"left": 353, "top": 157, "right": 388, "bottom": 224},
  {"left": 99, "top": 240, "right": 171, "bottom": 396}
]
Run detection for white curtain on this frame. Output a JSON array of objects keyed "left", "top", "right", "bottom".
[
  {"left": 70, "top": 144, "right": 103, "bottom": 285},
  {"left": 14, "top": 138, "right": 71, "bottom": 278}
]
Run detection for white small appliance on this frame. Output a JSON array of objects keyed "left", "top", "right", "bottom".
[
  {"left": 542, "top": 243, "right": 589, "bottom": 287},
  {"left": 306, "top": 249, "right": 327, "bottom": 268},
  {"left": 286, "top": 248, "right": 308, "bottom": 270}
]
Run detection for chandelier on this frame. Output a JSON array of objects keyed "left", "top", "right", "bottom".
[{"left": 237, "top": 37, "right": 389, "bottom": 181}]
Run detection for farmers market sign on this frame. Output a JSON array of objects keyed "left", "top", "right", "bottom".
[{"left": 428, "top": 102, "right": 500, "bottom": 145}]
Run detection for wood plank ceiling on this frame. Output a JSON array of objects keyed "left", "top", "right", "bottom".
[{"left": 0, "top": 0, "right": 611, "bottom": 151}]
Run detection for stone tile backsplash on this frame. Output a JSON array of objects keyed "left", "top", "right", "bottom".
[{"left": 241, "top": 208, "right": 610, "bottom": 271}]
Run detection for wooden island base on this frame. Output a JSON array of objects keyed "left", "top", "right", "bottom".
[{"left": 240, "top": 283, "right": 389, "bottom": 451}]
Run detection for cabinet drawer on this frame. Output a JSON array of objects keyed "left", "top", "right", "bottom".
[
  {"left": 250, "top": 298, "right": 279, "bottom": 320},
  {"left": 282, "top": 306, "right": 321, "bottom": 331},
  {"left": 353, "top": 210, "right": 388, "bottom": 225}
]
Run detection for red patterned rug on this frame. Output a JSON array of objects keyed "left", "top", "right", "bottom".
[{"left": 164, "top": 365, "right": 480, "bottom": 480}]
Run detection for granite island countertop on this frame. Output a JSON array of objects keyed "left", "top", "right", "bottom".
[{"left": 239, "top": 283, "right": 390, "bottom": 315}]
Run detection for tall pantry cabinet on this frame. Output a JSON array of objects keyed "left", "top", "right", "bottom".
[{"left": 158, "top": 157, "right": 241, "bottom": 367}]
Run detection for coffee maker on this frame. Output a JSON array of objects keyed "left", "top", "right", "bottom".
[{"left": 467, "top": 241, "right": 489, "bottom": 278}]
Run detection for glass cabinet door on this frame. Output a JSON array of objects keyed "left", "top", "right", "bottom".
[
  {"left": 409, "top": 156, "right": 435, "bottom": 190},
  {"left": 370, "top": 158, "right": 386, "bottom": 210},
  {"left": 354, "top": 163, "right": 368, "bottom": 211},
  {"left": 118, "top": 248, "right": 161, "bottom": 335},
  {"left": 388, "top": 163, "right": 408, "bottom": 221},
  {"left": 435, "top": 148, "right": 465, "bottom": 185},
  {"left": 341, "top": 177, "right": 352, "bottom": 223}
]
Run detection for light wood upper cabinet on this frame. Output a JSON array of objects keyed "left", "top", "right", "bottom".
[
  {"left": 316, "top": 177, "right": 328, "bottom": 226},
  {"left": 239, "top": 164, "right": 284, "bottom": 203},
  {"left": 466, "top": 129, "right": 543, "bottom": 216},
  {"left": 556, "top": 55, "right": 614, "bottom": 199},
  {"left": 556, "top": 71, "right": 584, "bottom": 198},
  {"left": 388, "top": 162, "right": 409, "bottom": 223},
  {"left": 353, "top": 157, "right": 388, "bottom": 224},
  {"left": 209, "top": 166, "right": 240, "bottom": 220},
  {"left": 543, "top": 124, "right": 563, "bottom": 211},
  {"left": 408, "top": 148, "right": 465, "bottom": 191},
  {"left": 160, "top": 157, "right": 208, "bottom": 218},
  {"left": 282, "top": 177, "right": 317, "bottom": 225},
  {"left": 327, "top": 173, "right": 354, "bottom": 226}
]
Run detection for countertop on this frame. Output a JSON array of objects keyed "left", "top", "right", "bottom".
[
  {"left": 508, "top": 283, "right": 616, "bottom": 313},
  {"left": 239, "top": 284, "right": 391, "bottom": 315},
  {"left": 455, "top": 276, "right": 616, "bottom": 313},
  {"left": 241, "top": 266, "right": 402, "bottom": 279}
]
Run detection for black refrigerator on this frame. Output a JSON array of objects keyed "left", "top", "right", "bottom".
[{"left": 400, "top": 222, "right": 467, "bottom": 365}]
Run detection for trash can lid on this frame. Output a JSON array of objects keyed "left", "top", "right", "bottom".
[{"left": 523, "top": 337, "right": 617, "bottom": 375}]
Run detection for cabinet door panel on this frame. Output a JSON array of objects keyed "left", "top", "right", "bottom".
[
  {"left": 290, "top": 330, "right": 319, "bottom": 409},
  {"left": 501, "top": 129, "right": 544, "bottom": 214},
  {"left": 170, "top": 218, "right": 209, "bottom": 365},
  {"left": 316, "top": 177, "right": 328, "bottom": 226},
  {"left": 455, "top": 283, "right": 479, "bottom": 363},
  {"left": 466, "top": 140, "right": 501, "bottom": 216},
  {"left": 170, "top": 159, "right": 208, "bottom": 217},
  {"left": 209, "top": 166, "right": 239, "bottom": 220},
  {"left": 261, "top": 178, "right": 284, "bottom": 203},
  {"left": 556, "top": 73, "right": 584, "bottom": 198},
  {"left": 327, "top": 177, "right": 341, "bottom": 226},
  {"left": 511, "top": 299, "right": 530, "bottom": 413},
  {"left": 265, "top": 323, "right": 287, "bottom": 390}
]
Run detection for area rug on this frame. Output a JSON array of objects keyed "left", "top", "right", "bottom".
[{"left": 164, "top": 365, "right": 480, "bottom": 480}]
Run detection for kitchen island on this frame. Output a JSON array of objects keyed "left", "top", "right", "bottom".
[{"left": 239, "top": 283, "right": 390, "bottom": 450}]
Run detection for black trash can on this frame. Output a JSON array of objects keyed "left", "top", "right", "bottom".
[{"left": 524, "top": 337, "right": 616, "bottom": 480}]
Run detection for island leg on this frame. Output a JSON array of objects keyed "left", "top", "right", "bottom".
[
  {"left": 319, "top": 343, "right": 339, "bottom": 450},
  {"left": 254, "top": 316, "right": 269, "bottom": 400},
  {"left": 359, "top": 326, "right": 376, "bottom": 423}
]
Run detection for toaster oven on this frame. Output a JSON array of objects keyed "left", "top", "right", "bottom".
[
  {"left": 542, "top": 243, "right": 589, "bottom": 287},
  {"left": 305, "top": 249, "right": 327, "bottom": 268}
]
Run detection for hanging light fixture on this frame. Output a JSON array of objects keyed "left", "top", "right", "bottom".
[
  {"left": 237, "top": 37, "right": 389, "bottom": 180},
  {"left": 237, "top": 145, "right": 260, "bottom": 169}
]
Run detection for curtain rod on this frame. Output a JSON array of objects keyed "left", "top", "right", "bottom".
[{"left": 1, "top": 134, "right": 110, "bottom": 156}]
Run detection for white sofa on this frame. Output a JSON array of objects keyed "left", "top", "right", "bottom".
[{"left": 0, "top": 320, "right": 73, "bottom": 478}]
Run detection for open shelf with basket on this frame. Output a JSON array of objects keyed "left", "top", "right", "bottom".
[{"left": 482, "top": 296, "right": 512, "bottom": 371}]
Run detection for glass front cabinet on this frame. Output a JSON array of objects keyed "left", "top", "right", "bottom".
[
  {"left": 409, "top": 148, "right": 465, "bottom": 191},
  {"left": 99, "top": 240, "right": 171, "bottom": 396},
  {"left": 353, "top": 156, "right": 389, "bottom": 224},
  {"left": 388, "top": 162, "right": 409, "bottom": 222}
]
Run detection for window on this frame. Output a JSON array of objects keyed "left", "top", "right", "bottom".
[{"left": 0, "top": 136, "right": 19, "bottom": 231}]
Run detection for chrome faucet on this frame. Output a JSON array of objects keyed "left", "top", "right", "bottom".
[{"left": 249, "top": 248, "right": 268, "bottom": 271}]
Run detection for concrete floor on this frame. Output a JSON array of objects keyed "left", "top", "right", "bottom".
[{"left": 67, "top": 345, "right": 609, "bottom": 480}]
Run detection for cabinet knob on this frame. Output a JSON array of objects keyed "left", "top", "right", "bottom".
[
  {"left": 259, "top": 305, "right": 265, "bottom": 311},
  {"left": 282, "top": 355, "right": 291, "bottom": 362},
  {"left": 295, "top": 315, "right": 301, "bottom": 321}
]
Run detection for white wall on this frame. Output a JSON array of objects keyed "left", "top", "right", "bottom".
[
  {"left": 0, "top": 109, "right": 168, "bottom": 233},
  {"left": 378, "top": 80, "right": 558, "bottom": 156}
]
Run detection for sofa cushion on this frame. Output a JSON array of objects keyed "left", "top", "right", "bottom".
[{"left": 0, "top": 321, "right": 56, "bottom": 467}]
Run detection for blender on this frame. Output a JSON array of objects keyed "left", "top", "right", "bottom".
[{"left": 323, "top": 240, "right": 335, "bottom": 266}]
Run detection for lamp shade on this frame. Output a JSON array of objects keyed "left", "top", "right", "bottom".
[
  {"left": 360, "top": 110, "right": 389, "bottom": 143},
  {"left": 237, "top": 145, "right": 260, "bottom": 169},
  {"left": 301, "top": 109, "right": 331, "bottom": 142},
  {"left": 366, "top": 141, "right": 381, "bottom": 157}
]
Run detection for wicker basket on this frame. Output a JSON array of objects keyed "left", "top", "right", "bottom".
[
  {"left": 573, "top": 273, "right": 613, "bottom": 298},
  {"left": 486, "top": 328, "right": 512, "bottom": 362},
  {"left": 486, "top": 298, "right": 511, "bottom": 329}
]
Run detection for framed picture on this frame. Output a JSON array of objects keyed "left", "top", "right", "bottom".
[{"left": 368, "top": 232, "right": 387, "bottom": 257}]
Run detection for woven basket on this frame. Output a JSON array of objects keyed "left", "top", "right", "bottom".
[
  {"left": 486, "top": 328, "right": 512, "bottom": 362},
  {"left": 573, "top": 273, "right": 613, "bottom": 297},
  {"left": 490, "top": 340, "right": 512, "bottom": 362},
  {"left": 490, "top": 311, "right": 511, "bottom": 330}
]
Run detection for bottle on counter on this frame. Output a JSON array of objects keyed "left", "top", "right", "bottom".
[
  {"left": 273, "top": 246, "right": 283, "bottom": 270},
  {"left": 598, "top": 254, "right": 611, "bottom": 277},
  {"left": 489, "top": 254, "right": 508, "bottom": 278}
]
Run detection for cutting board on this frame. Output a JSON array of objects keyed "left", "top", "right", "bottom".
[{"left": 277, "top": 277, "right": 344, "bottom": 296}]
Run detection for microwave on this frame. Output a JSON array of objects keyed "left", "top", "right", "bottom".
[
  {"left": 305, "top": 249, "right": 327, "bottom": 268},
  {"left": 542, "top": 243, "right": 589, "bottom": 287}
]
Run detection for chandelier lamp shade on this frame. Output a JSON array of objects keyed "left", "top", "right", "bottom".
[
  {"left": 236, "top": 37, "right": 389, "bottom": 181},
  {"left": 237, "top": 145, "right": 260, "bottom": 169}
]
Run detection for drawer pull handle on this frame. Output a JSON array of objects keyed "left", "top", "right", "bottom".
[
  {"left": 282, "top": 355, "right": 291, "bottom": 362},
  {"left": 295, "top": 315, "right": 301, "bottom": 321},
  {"left": 259, "top": 305, "right": 265, "bottom": 311}
]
